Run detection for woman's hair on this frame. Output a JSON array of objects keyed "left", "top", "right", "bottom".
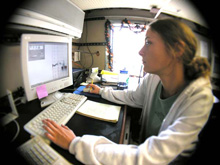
[{"left": 149, "top": 18, "right": 210, "bottom": 80}]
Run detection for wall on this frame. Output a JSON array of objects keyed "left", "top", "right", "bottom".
[
  {"left": 0, "top": 20, "right": 107, "bottom": 97},
  {"left": 0, "top": 8, "right": 213, "bottom": 97},
  {"left": 72, "top": 20, "right": 107, "bottom": 70},
  {"left": 74, "top": 8, "right": 212, "bottom": 72}
]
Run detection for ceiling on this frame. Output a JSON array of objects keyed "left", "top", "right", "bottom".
[{"left": 70, "top": 0, "right": 208, "bottom": 27}]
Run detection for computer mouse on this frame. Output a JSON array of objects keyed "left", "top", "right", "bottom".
[{"left": 83, "top": 87, "right": 91, "bottom": 93}]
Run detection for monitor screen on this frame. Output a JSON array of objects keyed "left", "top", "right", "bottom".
[
  {"left": 28, "top": 42, "right": 68, "bottom": 87},
  {"left": 21, "top": 34, "right": 73, "bottom": 101}
]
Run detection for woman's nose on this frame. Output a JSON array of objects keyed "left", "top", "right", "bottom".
[{"left": 139, "top": 46, "right": 145, "bottom": 57}]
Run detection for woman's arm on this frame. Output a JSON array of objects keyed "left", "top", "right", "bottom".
[
  {"left": 42, "top": 89, "right": 212, "bottom": 165},
  {"left": 87, "top": 74, "right": 158, "bottom": 108},
  {"left": 68, "top": 86, "right": 213, "bottom": 165}
]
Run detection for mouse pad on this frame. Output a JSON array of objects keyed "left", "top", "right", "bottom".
[{"left": 73, "top": 86, "right": 101, "bottom": 98}]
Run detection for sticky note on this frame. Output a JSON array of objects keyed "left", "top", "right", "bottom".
[{"left": 36, "top": 85, "right": 48, "bottom": 99}]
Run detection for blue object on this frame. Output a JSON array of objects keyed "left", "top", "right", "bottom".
[
  {"left": 73, "top": 86, "right": 101, "bottom": 98},
  {"left": 120, "top": 70, "right": 128, "bottom": 74},
  {"left": 117, "top": 70, "right": 129, "bottom": 90}
]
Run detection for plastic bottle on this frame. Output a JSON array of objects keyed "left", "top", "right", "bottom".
[{"left": 117, "top": 70, "right": 129, "bottom": 90}]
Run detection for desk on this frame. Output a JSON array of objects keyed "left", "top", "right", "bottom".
[{"left": 4, "top": 94, "right": 126, "bottom": 164}]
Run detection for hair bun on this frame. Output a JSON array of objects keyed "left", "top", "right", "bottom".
[{"left": 185, "top": 57, "right": 210, "bottom": 80}]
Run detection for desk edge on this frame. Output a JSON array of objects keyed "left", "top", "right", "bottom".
[{"left": 119, "top": 105, "right": 127, "bottom": 144}]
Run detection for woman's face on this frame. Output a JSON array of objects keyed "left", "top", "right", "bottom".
[{"left": 139, "top": 28, "right": 175, "bottom": 75}]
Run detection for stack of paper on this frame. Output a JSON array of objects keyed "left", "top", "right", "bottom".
[
  {"left": 76, "top": 100, "right": 121, "bottom": 123},
  {"left": 101, "top": 70, "right": 119, "bottom": 83}
]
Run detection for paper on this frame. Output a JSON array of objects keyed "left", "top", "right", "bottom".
[
  {"left": 76, "top": 100, "right": 121, "bottom": 123},
  {"left": 101, "top": 70, "right": 118, "bottom": 75},
  {"left": 36, "top": 85, "right": 48, "bottom": 99},
  {"left": 102, "top": 74, "right": 119, "bottom": 83}
]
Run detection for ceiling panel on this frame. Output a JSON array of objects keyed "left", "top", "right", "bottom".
[
  {"left": 70, "top": 0, "right": 169, "bottom": 10},
  {"left": 70, "top": 0, "right": 208, "bottom": 27}
]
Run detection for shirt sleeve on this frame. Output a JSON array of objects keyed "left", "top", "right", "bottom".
[
  {"left": 99, "top": 75, "right": 152, "bottom": 108},
  {"left": 68, "top": 82, "right": 213, "bottom": 165},
  {"left": 69, "top": 135, "right": 138, "bottom": 165}
]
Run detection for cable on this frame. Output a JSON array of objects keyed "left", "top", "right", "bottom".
[
  {"left": 0, "top": 114, "right": 20, "bottom": 143},
  {"left": 72, "top": 49, "right": 98, "bottom": 55},
  {"left": 78, "top": 21, "right": 94, "bottom": 69},
  {"left": 72, "top": 61, "right": 83, "bottom": 68},
  {"left": 85, "top": 21, "right": 94, "bottom": 69},
  {"left": 10, "top": 119, "right": 20, "bottom": 143}
]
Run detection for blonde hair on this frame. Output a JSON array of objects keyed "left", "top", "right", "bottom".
[{"left": 149, "top": 19, "right": 210, "bottom": 80}]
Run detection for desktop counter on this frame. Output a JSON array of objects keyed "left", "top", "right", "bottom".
[{"left": 2, "top": 94, "right": 126, "bottom": 164}]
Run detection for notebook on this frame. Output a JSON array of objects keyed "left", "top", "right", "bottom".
[{"left": 76, "top": 100, "right": 121, "bottom": 123}]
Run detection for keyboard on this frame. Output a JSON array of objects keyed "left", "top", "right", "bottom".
[
  {"left": 24, "top": 93, "right": 87, "bottom": 137},
  {"left": 17, "top": 136, "right": 71, "bottom": 165}
]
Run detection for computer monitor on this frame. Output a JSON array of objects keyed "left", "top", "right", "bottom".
[{"left": 21, "top": 34, "right": 73, "bottom": 102}]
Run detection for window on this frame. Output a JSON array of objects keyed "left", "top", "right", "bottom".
[{"left": 112, "top": 25, "right": 145, "bottom": 77}]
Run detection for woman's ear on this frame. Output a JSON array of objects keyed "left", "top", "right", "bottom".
[{"left": 175, "top": 41, "right": 185, "bottom": 58}]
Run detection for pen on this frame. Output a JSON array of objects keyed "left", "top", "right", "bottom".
[{"left": 90, "top": 79, "right": 93, "bottom": 91}]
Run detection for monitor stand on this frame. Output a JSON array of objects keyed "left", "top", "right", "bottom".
[{"left": 40, "top": 91, "right": 65, "bottom": 108}]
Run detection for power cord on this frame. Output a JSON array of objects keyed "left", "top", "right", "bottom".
[
  {"left": 10, "top": 119, "right": 20, "bottom": 143},
  {"left": 0, "top": 114, "right": 20, "bottom": 143}
]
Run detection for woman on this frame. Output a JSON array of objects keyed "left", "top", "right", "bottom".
[{"left": 43, "top": 19, "right": 213, "bottom": 164}]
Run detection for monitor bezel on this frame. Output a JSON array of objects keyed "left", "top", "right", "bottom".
[{"left": 21, "top": 34, "right": 73, "bottom": 101}]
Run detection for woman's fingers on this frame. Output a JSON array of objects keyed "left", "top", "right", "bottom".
[
  {"left": 43, "top": 124, "right": 55, "bottom": 136},
  {"left": 42, "top": 119, "right": 76, "bottom": 150},
  {"left": 61, "top": 124, "right": 69, "bottom": 130},
  {"left": 43, "top": 119, "right": 57, "bottom": 132},
  {"left": 45, "top": 132, "right": 56, "bottom": 141},
  {"left": 86, "top": 84, "right": 100, "bottom": 94}
]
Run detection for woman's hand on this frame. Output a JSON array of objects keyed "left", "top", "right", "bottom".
[
  {"left": 86, "top": 84, "right": 101, "bottom": 94},
  {"left": 42, "top": 119, "right": 76, "bottom": 150}
]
